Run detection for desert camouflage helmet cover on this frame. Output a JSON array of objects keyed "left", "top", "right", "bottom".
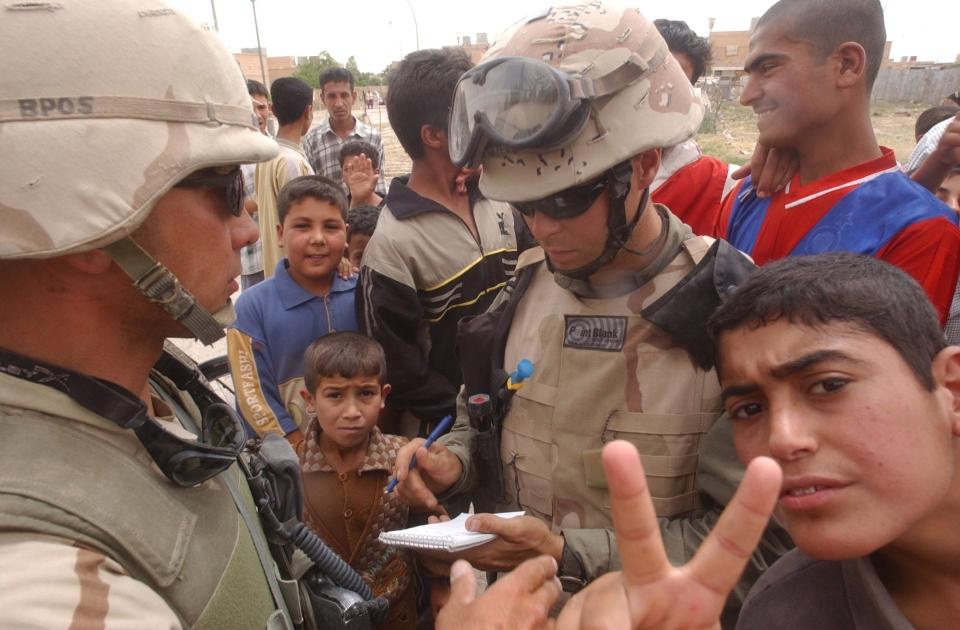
[
  {"left": 0, "top": 0, "right": 277, "bottom": 259},
  {"left": 478, "top": 2, "right": 704, "bottom": 202}
]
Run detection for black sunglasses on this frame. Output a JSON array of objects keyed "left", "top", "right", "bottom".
[
  {"left": 512, "top": 161, "right": 634, "bottom": 220},
  {"left": 513, "top": 176, "right": 609, "bottom": 220},
  {"left": 174, "top": 167, "right": 245, "bottom": 218},
  {"left": 0, "top": 348, "right": 247, "bottom": 487}
]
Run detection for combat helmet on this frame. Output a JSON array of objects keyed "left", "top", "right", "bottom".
[
  {"left": 448, "top": 2, "right": 703, "bottom": 278},
  {"left": 0, "top": 0, "right": 277, "bottom": 343}
]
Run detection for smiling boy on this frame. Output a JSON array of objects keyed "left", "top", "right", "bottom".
[
  {"left": 228, "top": 175, "right": 358, "bottom": 446},
  {"left": 707, "top": 253, "right": 960, "bottom": 628},
  {"left": 717, "top": 0, "right": 960, "bottom": 326}
]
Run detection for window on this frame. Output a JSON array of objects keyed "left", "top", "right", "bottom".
[{"left": 726, "top": 45, "right": 739, "bottom": 57}]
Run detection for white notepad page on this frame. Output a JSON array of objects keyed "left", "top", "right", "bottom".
[{"left": 378, "top": 511, "right": 525, "bottom": 552}]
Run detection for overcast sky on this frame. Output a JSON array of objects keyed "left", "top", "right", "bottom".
[{"left": 172, "top": 0, "right": 960, "bottom": 74}]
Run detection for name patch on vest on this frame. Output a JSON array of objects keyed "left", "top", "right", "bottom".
[{"left": 563, "top": 316, "right": 627, "bottom": 352}]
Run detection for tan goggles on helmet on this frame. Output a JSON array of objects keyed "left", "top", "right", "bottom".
[{"left": 448, "top": 55, "right": 650, "bottom": 168}]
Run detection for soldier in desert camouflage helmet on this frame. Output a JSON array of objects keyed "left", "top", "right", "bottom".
[
  {"left": 391, "top": 1, "right": 791, "bottom": 620},
  {"left": 0, "top": 1, "right": 295, "bottom": 627},
  {"left": 0, "top": 1, "right": 577, "bottom": 628}
]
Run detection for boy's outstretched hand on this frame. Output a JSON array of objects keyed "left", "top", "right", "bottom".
[{"left": 555, "top": 441, "right": 782, "bottom": 629}]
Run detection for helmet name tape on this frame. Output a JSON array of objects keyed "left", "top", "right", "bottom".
[{"left": 0, "top": 96, "right": 257, "bottom": 128}]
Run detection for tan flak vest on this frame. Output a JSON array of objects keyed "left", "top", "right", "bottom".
[
  {"left": 498, "top": 224, "right": 722, "bottom": 531},
  {"left": 0, "top": 370, "right": 292, "bottom": 630}
]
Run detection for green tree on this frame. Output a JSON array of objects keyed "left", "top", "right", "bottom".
[{"left": 293, "top": 50, "right": 340, "bottom": 88}]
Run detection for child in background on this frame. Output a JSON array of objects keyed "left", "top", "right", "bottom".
[
  {"left": 298, "top": 332, "right": 417, "bottom": 629},
  {"left": 346, "top": 205, "right": 380, "bottom": 269},
  {"left": 228, "top": 175, "right": 358, "bottom": 447},
  {"left": 340, "top": 140, "right": 385, "bottom": 209}
]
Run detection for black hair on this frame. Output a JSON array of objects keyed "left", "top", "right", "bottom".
[
  {"left": 346, "top": 205, "right": 380, "bottom": 241},
  {"left": 709, "top": 253, "right": 946, "bottom": 390},
  {"left": 654, "top": 19, "right": 712, "bottom": 84},
  {"left": 303, "top": 332, "right": 386, "bottom": 391},
  {"left": 387, "top": 48, "right": 473, "bottom": 160},
  {"left": 339, "top": 140, "right": 381, "bottom": 171},
  {"left": 916, "top": 105, "right": 960, "bottom": 140},
  {"left": 944, "top": 91, "right": 960, "bottom": 107},
  {"left": 269, "top": 77, "right": 313, "bottom": 126},
  {"left": 277, "top": 175, "right": 348, "bottom": 225},
  {"left": 246, "top": 79, "right": 269, "bottom": 99},
  {"left": 319, "top": 67, "right": 355, "bottom": 92},
  {"left": 757, "top": 0, "right": 886, "bottom": 89}
]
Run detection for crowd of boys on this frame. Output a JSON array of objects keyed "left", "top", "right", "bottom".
[{"left": 3, "top": 0, "right": 960, "bottom": 628}]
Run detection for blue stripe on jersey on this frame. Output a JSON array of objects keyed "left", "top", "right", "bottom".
[{"left": 791, "top": 172, "right": 958, "bottom": 256}]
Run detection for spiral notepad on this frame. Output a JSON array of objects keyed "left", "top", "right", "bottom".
[{"left": 378, "top": 512, "right": 525, "bottom": 552}]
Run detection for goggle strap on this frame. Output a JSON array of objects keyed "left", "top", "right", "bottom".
[
  {"left": 104, "top": 238, "right": 225, "bottom": 345},
  {"left": 571, "top": 52, "right": 661, "bottom": 101}
]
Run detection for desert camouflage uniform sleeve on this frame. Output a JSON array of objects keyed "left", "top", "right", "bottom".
[
  {"left": 562, "top": 416, "right": 792, "bottom": 611},
  {"left": 436, "top": 387, "right": 477, "bottom": 501},
  {"left": 0, "top": 532, "right": 181, "bottom": 629}
]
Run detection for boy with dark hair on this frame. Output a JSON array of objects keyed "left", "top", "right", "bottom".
[
  {"left": 255, "top": 76, "right": 315, "bottom": 279},
  {"left": 305, "top": 66, "right": 386, "bottom": 196},
  {"left": 246, "top": 78, "right": 271, "bottom": 134},
  {"left": 704, "top": 252, "right": 960, "bottom": 628},
  {"left": 340, "top": 140, "right": 384, "bottom": 209},
  {"left": 358, "top": 48, "right": 532, "bottom": 437},
  {"left": 915, "top": 104, "right": 959, "bottom": 142},
  {"left": 551, "top": 253, "right": 960, "bottom": 627},
  {"left": 653, "top": 18, "right": 712, "bottom": 84},
  {"left": 718, "top": 0, "right": 960, "bottom": 325},
  {"left": 651, "top": 18, "right": 737, "bottom": 236},
  {"left": 229, "top": 175, "right": 357, "bottom": 447},
  {"left": 346, "top": 205, "right": 379, "bottom": 268},
  {"left": 297, "top": 332, "right": 417, "bottom": 628}
]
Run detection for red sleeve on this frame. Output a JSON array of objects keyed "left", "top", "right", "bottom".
[
  {"left": 651, "top": 156, "right": 728, "bottom": 237},
  {"left": 876, "top": 217, "right": 960, "bottom": 326}
]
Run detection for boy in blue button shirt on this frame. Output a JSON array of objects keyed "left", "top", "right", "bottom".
[{"left": 228, "top": 175, "right": 358, "bottom": 447}]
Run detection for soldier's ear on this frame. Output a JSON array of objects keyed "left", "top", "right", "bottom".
[{"left": 629, "top": 148, "right": 662, "bottom": 191}]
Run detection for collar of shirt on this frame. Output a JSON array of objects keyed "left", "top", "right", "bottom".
[
  {"left": 780, "top": 146, "right": 898, "bottom": 202},
  {"left": 274, "top": 136, "right": 309, "bottom": 160},
  {"left": 384, "top": 175, "right": 482, "bottom": 221},
  {"left": 300, "top": 425, "right": 403, "bottom": 474},
  {"left": 274, "top": 260, "right": 357, "bottom": 310},
  {"left": 318, "top": 116, "right": 369, "bottom": 141}
]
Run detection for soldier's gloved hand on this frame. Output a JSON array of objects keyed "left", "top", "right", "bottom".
[
  {"left": 431, "top": 514, "right": 564, "bottom": 573},
  {"left": 435, "top": 556, "right": 560, "bottom": 630},
  {"left": 731, "top": 143, "right": 798, "bottom": 198},
  {"left": 554, "top": 441, "right": 781, "bottom": 630},
  {"left": 392, "top": 438, "right": 462, "bottom": 511}
]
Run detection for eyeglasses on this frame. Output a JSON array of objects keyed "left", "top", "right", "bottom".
[
  {"left": 513, "top": 176, "right": 609, "bottom": 220},
  {"left": 512, "top": 160, "right": 633, "bottom": 220},
  {"left": 174, "top": 167, "right": 245, "bottom": 218}
]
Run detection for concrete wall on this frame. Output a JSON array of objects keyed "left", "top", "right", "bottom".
[{"left": 872, "top": 66, "right": 960, "bottom": 105}]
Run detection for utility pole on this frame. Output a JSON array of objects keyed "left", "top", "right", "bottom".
[{"left": 250, "top": 0, "right": 268, "bottom": 88}]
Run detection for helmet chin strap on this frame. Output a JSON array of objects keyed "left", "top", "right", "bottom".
[
  {"left": 548, "top": 166, "right": 651, "bottom": 282},
  {"left": 103, "top": 237, "right": 229, "bottom": 345}
]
